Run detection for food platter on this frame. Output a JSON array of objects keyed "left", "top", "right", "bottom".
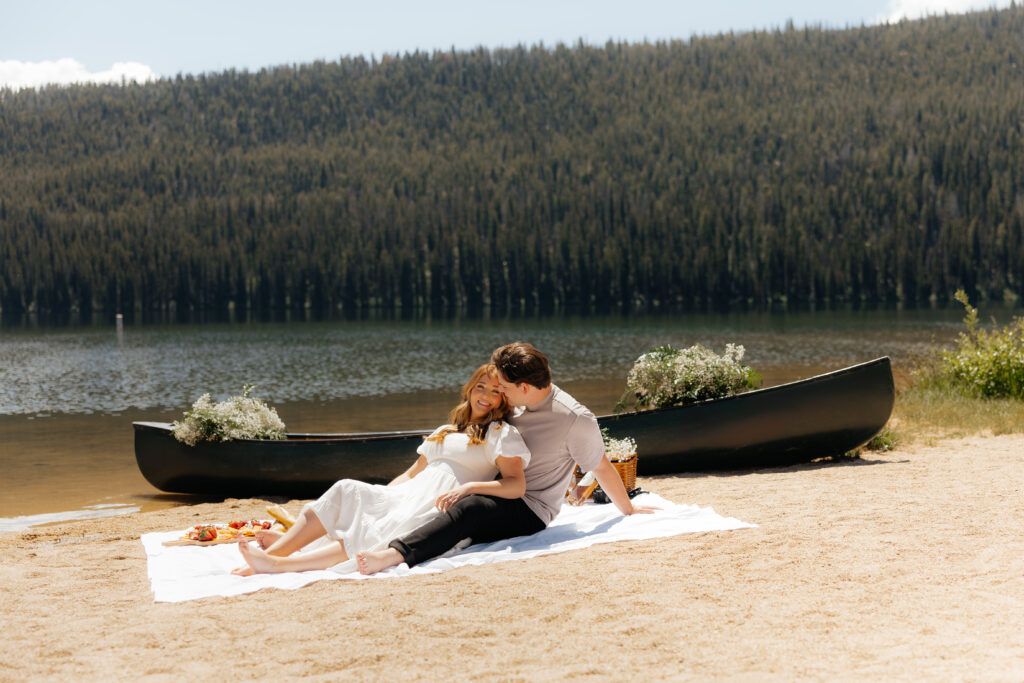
[{"left": 162, "top": 519, "right": 282, "bottom": 546}]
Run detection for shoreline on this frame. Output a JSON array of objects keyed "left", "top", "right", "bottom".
[{"left": 2, "top": 432, "right": 1022, "bottom": 679}]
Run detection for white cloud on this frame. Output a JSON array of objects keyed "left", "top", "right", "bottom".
[
  {"left": 0, "top": 58, "right": 157, "bottom": 91},
  {"left": 883, "top": 0, "right": 1014, "bottom": 23}
]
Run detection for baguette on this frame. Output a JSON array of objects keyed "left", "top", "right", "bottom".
[{"left": 266, "top": 504, "right": 296, "bottom": 530}]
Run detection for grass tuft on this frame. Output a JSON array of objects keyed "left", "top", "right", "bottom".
[{"left": 892, "top": 378, "right": 1024, "bottom": 442}]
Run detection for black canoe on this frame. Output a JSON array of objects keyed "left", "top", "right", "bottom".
[{"left": 133, "top": 356, "right": 894, "bottom": 497}]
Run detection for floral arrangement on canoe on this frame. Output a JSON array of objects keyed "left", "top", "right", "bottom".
[
  {"left": 171, "top": 385, "right": 286, "bottom": 446},
  {"left": 615, "top": 343, "right": 761, "bottom": 412}
]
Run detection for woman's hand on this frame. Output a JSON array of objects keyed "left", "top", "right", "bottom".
[{"left": 436, "top": 484, "right": 472, "bottom": 512}]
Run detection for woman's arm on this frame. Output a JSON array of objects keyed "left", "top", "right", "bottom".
[
  {"left": 388, "top": 454, "right": 428, "bottom": 486},
  {"left": 435, "top": 455, "right": 525, "bottom": 511}
]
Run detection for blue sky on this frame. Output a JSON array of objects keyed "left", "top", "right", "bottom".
[{"left": 0, "top": 0, "right": 1013, "bottom": 89}]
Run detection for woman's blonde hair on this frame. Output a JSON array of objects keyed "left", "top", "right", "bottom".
[{"left": 427, "top": 364, "right": 510, "bottom": 445}]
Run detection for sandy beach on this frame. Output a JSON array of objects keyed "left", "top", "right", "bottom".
[{"left": 2, "top": 432, "right": 1022, "bottom": 681}]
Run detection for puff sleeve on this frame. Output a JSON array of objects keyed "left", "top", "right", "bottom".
[
  {"left": 485, "top": 421, "right": 531, "bottom": 468},
  {"left": 416, "top": 425, "right": 449, "bottom": 460}
]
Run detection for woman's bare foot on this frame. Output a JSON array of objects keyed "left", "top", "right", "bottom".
[
  {"left": 236, "top": 540, "right": 284, "bottom": 574},
  {"left": 357, "top": 548, "right": 404, "bottom": 575},
  {"left": 254, "top": 529, "right": 284, "bottom": 550},
  {"left": 230, "top": 565, "right": 255, "bottom": 577}
]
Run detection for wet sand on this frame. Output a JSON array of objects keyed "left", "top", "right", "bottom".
[{"left": 1, "top": 432, "right": 1021, "bottom": 680}]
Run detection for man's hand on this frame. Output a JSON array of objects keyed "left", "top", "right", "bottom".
[{"left": 626, "top": 503, "right": 659, "bottom": 515}]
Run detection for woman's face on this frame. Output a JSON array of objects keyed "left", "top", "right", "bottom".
[{"left": 468, "top": 374, "right": 503, "bottom": 421}]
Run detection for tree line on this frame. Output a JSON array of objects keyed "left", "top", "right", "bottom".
[{"left": 1, "top": 6, "right": 1023, "bottom": 317}]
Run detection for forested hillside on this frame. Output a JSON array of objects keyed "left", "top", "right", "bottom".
[{"left": 2, "top": 7, "right": 1023, "bottom": 316}]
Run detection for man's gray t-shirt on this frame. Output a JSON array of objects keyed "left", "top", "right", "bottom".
[{"left": 507, "top": 384, "right": 605, "bottom": 525}]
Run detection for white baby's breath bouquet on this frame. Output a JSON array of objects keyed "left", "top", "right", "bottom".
[
  {"left": 601, "top": 428, "right": 636, "bottom": 460},
  {"left": 616, "top": 343, "right": 761, "bottom": 412},
  {"left": 172, "top": 385, "right": 286, "bottom": 446}
]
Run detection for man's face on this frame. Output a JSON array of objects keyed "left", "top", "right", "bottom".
[{"left": 495, "top": 370, "right": 527, "bottom": 407}]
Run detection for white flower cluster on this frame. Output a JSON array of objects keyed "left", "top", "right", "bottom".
[
  {"left": 603, "top": 434, "right": 637, "bottom": 459},
  {"left": 171, "top": 386, "right": 287, "bottom": 446},
  {"left": 620, "top": 343, "right": 759, "bottom": 410}
]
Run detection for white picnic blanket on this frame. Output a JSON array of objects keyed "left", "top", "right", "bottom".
[{"left": 141, "top": 493, "right": 754, "bottom": 603}]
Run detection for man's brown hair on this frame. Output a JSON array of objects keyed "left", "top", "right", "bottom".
[{"left": 491, "top": 342, "right": 551, "bottom": 389}]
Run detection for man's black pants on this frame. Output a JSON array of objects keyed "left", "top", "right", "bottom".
[{"left": 389, "top": 495, "right": 545, "bottom": 567}]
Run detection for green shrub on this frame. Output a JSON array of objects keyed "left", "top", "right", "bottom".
[
  {"left": 615, "top": 343, "right": 761, "bottom": 412},
  {"left": 940, "top": 290, "right": 1024, "bottom": 399}
]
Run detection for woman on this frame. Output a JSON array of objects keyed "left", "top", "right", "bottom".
[{"left": 233, "top": 363, "right": 529, "bottom": 575}]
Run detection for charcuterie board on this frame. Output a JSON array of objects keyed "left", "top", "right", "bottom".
[
  {"left": 162, "top": 536, "right": 259, "bottom": 547},
  {"left": 162, "top": 520, "right": 282, "bottom": 547}
]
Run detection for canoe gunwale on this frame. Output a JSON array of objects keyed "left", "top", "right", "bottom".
[{"left": 132, "top": 421, "right": 431, "bottom": 443}]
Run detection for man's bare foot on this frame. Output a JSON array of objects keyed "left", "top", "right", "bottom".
[
  {"left": 237, "top": 540, "right": 284, "bottom": 574},
  {"left": 357, "top": 548, "right": 404, "bottom": 575},
  {"left": 254, "top": 529, "right": 284, "bottom": 550}
]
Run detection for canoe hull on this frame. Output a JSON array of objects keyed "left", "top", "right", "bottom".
[
  {"left": 133, "top": 425, "right": 429, "bottom": 497},
  {"left": 599, "top": 356, "right": 895, "bottom": 473},
  {"left": 134, "top": 357, "right": 894, "bottom": 496}
]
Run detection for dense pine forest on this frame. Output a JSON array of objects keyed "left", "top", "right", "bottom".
[{"left": 2, "top": 8, "right": 1024, "bottom": 318}]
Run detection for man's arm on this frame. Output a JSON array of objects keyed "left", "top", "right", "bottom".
[
  {"left": 566, "top": 412, "right": 658, "bottom": 516},
  {"left": 591, "top": 457, "right": 658, "bottom": 516}
]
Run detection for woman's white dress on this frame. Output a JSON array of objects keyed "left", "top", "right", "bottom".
[{"left": 302, "top": 421, "right": 530, "bottom": 572}]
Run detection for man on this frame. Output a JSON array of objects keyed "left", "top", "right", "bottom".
[{"left": 357, "top": 342, "right": 657, "bottom": 574}]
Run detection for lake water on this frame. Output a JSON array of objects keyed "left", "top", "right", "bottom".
[{"left": 0, "top": 306, "right": 1009, "bottom": 531}]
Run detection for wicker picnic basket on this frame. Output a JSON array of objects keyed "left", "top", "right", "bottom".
[{"left": 609, "top": 452, "right": 638, "bottom": 492}]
